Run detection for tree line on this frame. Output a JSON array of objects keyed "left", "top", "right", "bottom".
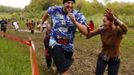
[
  {"left": 24, "top": 0, "right": 134, "bottom": 18},
  {"left": 1, "top": 0, "right": 134, "bottom": 27},
  {"left": 0, "top": 5, "right": 21, "bottom": 13}
]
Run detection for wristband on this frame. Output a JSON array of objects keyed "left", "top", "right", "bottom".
[{"left": 116, "top": 19, "right": 124, "bottom": 25}]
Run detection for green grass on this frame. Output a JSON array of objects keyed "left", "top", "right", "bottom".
[
  {"left": 0, "top": 13, "right": 12, "bottom": 18},
  {"left": 0, "top": 36, "right": 31, "bottom": 75},
  {"left": 6, "top": 30, "right": 46, "bottom": 75}
]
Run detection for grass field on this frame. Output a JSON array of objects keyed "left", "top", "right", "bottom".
[
  {"left": 0, "top": 13, "right": 11, "bottom": 18},
  {"left": 5, "top": 29, "right": 46, "bottom": 75},
  {"left": 0, "top": 36, "right": 31, "bottom": 75}
]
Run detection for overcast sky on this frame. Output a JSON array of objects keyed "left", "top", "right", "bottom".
[
  {"left": 0, "top": 0, "right": 134, "bottom": 8},
  {"left": 0, "top": 0, "right": 31, "bottom": 8},
  {"left": 87, "top": 0, "right": 134, "bottom": 4}
]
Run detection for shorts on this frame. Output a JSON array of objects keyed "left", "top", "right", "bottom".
[
  {"left": 1, "top": 27, "right": 6, "bottom": 32},
  {"left": 50, "top": 45, "right": 73, "bottom": 74}
]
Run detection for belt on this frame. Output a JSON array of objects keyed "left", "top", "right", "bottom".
[
  {"left": 57, "top": 38, "right": 69, "bottom": 45},
  {"left": 99, "top": 53, "right": 120, "bottom": 61}
]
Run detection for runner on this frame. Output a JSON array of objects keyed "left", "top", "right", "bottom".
[
  {"left": 87, "top": 9, "right": 128, "bottom": 75},
  {"left": 0, "top": 18, "right": 8, "bottom": 37},
  {"left": 12, "top": 21, "right": 19, "bottom": 31},
  {"left": 43, "top": 22, "right": 53, "bottom": 72},
  {"left": 41, "top": 0, "right": 89, "bottom": 75},
  {"left": 26, "top": 20, "right": 35, "bottom": 34},
  {"left": 26, "top": 19, "right": 29, "bottom": 30},
  {"left": 31, "top": 20, "right": 35, "bottom": 34}
]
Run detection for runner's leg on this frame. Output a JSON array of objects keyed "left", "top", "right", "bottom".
[{"left": 50, "top": 45, "right": 71, "bottom": 75}]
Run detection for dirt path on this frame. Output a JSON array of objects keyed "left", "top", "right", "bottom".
[{"left": 18, "top": 29, "right": 41, "bottom": 33}]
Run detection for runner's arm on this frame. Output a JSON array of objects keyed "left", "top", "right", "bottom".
[
  {"left": 87, "top": 28, "right": 100, "bottom": 39},
  {"left": 115, "top": 19, "right": 128, "bottom": 34},
  {"left": 41, "top": 11, "right": 49, "bottom": 25},
  {"left": 68, "top": 13, "right": 88, "bottom": 35},
  {"left": 74, "top": 21, "right": 88, "bottom": 35}
]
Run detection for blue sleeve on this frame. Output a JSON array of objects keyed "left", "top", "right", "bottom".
[
  {"left": 76, "top": 13, "right": 87, "bottom": 25},
  {"left": 47, "top": 6, "right": 56, "bottom": 17}
]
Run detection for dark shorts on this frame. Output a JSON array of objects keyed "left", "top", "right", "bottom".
[
  {"left": 50, "top": 45, "right": 73, "bottom": 74},
  {"left": 1, "top": 27, "right": 6, "bottom": 32}
]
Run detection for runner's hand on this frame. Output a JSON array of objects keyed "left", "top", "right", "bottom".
[
  {"left": 105, "top": 8, "right": 117, "bottom": 20},
  {"left": 68, "top": 13, "right": 76, "bottom": 24}
]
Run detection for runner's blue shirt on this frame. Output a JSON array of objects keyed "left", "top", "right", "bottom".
[{"left": 48, "top": 6, "right": 86, "bottom": 52}]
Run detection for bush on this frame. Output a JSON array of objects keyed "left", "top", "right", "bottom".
[
  {"left": 118, "top": 14, "right": 134, "bottom": 27},
  {"left": 88, "top": 14, "right": 134, "bottom": 28}
]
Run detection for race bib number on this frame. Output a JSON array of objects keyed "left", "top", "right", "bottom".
[{"left": 58, "top": 27, "right": 68, "bottom": 32}]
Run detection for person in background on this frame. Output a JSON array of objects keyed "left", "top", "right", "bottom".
[
  {"left": 0, "top": 18, "right": 8, "bottom": 37},
  {"left": 87, "top": 9, "right": 128, "bottom": 75},
  {"left": 28, "top": 20, "right": 35, "bottom": 34},
  {"left": 43, "top": 22, "right": 53, "bottom": 72},
  {"left": 31, "top": 20, "right": 36, "bottom": 33},
  {"left": 31, "top": 20, "right": 36, "bottom": 27},
  {"left": 26, "top": 19, "right": 30, "bottom": 30},
  {"left": 12, "top": 20, "right": 19, "bottom": 31}
]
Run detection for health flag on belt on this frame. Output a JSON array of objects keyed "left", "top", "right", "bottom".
[{"left": 88, "top": 20, "right": 94, "bottom": 31}]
